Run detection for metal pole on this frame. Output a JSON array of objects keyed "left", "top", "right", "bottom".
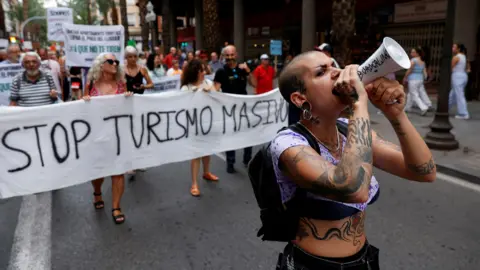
[
  {"left": 424, "top": 0, "right": 459, "bottom": 150},
  {"left": 20, "top": 16, "right": 47, "bottom": 40},
  {"left": 152, "top": 20, "right": 158, "bottom": 49}
]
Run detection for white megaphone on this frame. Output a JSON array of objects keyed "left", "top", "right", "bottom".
[
  {"left": 357, "top": 37, "right": 411, "bottom": 84},
  {"left": 333, "top": 37, "right": 410, "bottom": 103}
]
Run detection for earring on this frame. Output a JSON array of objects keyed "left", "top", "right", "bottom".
[{"left": 301, "top": 102, "right": 312, "bottom": 121}]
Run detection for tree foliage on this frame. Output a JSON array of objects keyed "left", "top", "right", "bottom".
[
  {"left": 7, "top": 0, "right": 48, "bottom": 45},
  {"left": 58, "top": 0, "right": 98, "bottom": 25}
]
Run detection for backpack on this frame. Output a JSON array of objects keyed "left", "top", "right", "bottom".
[{"left": 247, "top": 120, "right": 348, "bottom": 242}]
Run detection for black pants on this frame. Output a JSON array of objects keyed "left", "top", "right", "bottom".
[
  {"left": 277, "top": 242, "right": 380, "bottom": 270},
  {"left": 226, "top": 147, "right": 252, "bottom": 166}
]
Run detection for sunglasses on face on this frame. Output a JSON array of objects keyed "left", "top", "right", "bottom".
[{"left": 104, "top": 59, "right": 120, "bottom": 65}]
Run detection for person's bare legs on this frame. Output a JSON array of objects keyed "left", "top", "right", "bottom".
[
  {"left": 111, "top": 175, "right": 125, "bottom": 223},
  {"left": 202, "top": 156, "right": 210, "bottom": 173},
  {"left": 190, "top": 158, "right": 201, "bottom": 196},
  {"left": 92, "top": 178, "right": 104, "bottom": 209},
  {"left": 202, "top": 156, "right": 218, "bottom": 181}
]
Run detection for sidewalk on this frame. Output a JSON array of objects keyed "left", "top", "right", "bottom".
[{"left": 369, "top": 98, "right": 480, "bottom": 185}]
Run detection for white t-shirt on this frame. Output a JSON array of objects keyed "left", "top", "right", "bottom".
[
  {"left": 41, "top": 60, "right": 61, "bottom": 93},
  {"left": 180, "top": 79, "right": 213, "bottom": 91}
]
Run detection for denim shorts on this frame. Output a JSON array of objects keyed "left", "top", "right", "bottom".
[{"left": 276, "top": 242, "right": 380, "bottom": 270}]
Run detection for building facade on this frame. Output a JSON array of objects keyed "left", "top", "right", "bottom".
[{"left": 153, "top": 0, "right": 480, "bottom": 97}]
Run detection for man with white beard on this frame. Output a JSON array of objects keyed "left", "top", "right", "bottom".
[{"left": 9, "top": 52, "right": 58, "bottom": 107}]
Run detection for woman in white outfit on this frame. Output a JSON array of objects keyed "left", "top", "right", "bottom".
[
  {"left": 180, "top": 59, "right": 220, "bottom": 197},
  {"left": 403, "top": 46, "right": 429, "bottom": 116},
  {"left": 449, "top": 43, "right": 470, "bottom": 119}
]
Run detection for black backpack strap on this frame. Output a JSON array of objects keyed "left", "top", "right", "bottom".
[
  {"left": 285, "top": 123, "right": 321, "bottom": 201},
  {"left": 336, "top": 119, "right": 349, "bottom": 137},
  {"left": 288, "top": 123, "right": 320, "bottom": 154}
]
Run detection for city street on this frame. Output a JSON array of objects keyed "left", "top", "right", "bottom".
[{"left": 1, "top": 132, "right": 480, "bottom": 269}]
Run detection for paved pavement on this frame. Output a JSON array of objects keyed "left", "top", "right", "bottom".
[
  {"left": 1, "top": 152, "right": 480, "bottom": 269},
  {"left": 1, "top": 85, "right": 480, "bottom": 269}
]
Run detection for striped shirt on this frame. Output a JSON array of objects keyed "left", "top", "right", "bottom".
[{"left": 9, "top": 70, "right": 57, "bottom": 107}]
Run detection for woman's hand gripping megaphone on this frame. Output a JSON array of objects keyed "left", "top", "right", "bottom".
[
  {"left": 332, "top": 65, "right": 369, "bottom": 105},
  {"left": 365, "top": 78, "right": 406, "bottom": 119}
]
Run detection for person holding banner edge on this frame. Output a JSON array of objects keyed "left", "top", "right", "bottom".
[
  {"left": 181, "top": 59, "right": 220, "bottom": 196},
  {"left": 272, "top": 51, "right": 435, "bottom": 269},
  {"left": 83, "top": 53, "right": 133, "bottom": 225},
  {"left": 214, "top": 45, "right": 255, "bottom": 173}
]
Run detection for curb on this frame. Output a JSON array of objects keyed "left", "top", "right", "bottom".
[{"left": 436, "top": 164, "right": 480, "bottom": 186}]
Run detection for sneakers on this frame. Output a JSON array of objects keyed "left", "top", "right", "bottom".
[{"left": 455, "top": 115, "right": 470, "bottom": 120}]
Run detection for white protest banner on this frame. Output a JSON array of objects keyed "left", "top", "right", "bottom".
[
  {"left": 47, "top": 8, "right": 73, "bottom": 42},
  {"left": 0, "top": 63, "right": 57, "bottom": 106},
  {"left": 63, "top": 23, "right": 124, "bottom": 67},
  {"left": 0, "top": 89, "right": 288, "bottom": 198}
]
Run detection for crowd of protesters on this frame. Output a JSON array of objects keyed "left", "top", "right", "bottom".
[{"left": 1, "top": 41, "right": 281, "bottom": 224}]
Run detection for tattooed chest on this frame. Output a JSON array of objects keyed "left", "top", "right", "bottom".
[{"left": 296, "top": 212, "right": 366, "bottom": 247}]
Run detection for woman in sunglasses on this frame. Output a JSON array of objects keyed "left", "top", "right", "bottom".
[
  {"left": 124, "top": 46, "right": 154, "bottom": 94},
  {"left": 83, "top": 53, "right": 133, "bottom": 225}
]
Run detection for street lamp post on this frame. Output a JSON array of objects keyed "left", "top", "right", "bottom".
[
  {"left": 20, "top": 16, "right": 46, "bottom": 41},
  {"left": 424, "top": 0, "right": 459, "bottom": 150},
  {"left": 146, "top": 2, "right": 157, "bottom": 50}
]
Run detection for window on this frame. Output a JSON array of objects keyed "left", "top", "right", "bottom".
[
  {"left": 127, "top": 14, "right": 136, "bottom": 26},
  {"left": 127, "top": 0, "right": 135, "bottom": 5}
]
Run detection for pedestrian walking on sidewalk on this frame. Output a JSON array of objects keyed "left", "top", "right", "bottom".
[
  {"left": 449, "top": 43, "right": 470, "bottom": 120},
  {"left": 83, "top": 53, "right": 134, "bottom": 225},
  {"left": 403, "top": 46, "right": 431, "bottom": 116},
  {"left": 180, "top": 60, "right": 220, "bottom": 197},
  {"left": 269, "top": 51, "right": 436, "bottom": 269}
]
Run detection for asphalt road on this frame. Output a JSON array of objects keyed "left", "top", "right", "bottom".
[
  {"left": 1, "top": 149, "right": 480, "bottom": 270},
  {"left": 1, "top": 84, "right": 480, "bottom": 269}
]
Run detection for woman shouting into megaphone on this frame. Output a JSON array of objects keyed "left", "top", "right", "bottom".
[{"left": 270, "top": 51, "right": 435, "bottom": 269}]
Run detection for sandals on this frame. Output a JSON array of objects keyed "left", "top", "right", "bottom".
[
  {"left": 93, "top": 192, "right": 104, "bottom": 209},
  {"left": 203, "top": 172, "right": 219, "bottom": 181},
  {"left": 112, "top": 208, "right": 126, "bottom": 224},
  {"left": 190, "top": 186, "right": 200, "bottom": 197}
]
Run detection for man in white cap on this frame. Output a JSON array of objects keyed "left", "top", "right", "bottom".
[
  {"left": 317, "top": 43, "right": 341, "bottom": 68},
  {"left": 252, "top": 54, "right": 277, "bottom": 94}
]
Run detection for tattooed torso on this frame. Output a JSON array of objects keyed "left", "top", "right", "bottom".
[{"left": 295, "top": 212, "right": 367, "bottom": 257}]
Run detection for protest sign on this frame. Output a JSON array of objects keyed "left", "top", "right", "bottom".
[
  {"left": 270, "top": 40, "right": 283, "bottom": 56},
  {"left": 0, "top": 89, "right": 288, "bottom": 198},
  {"left": 63, "top": 23, "right": 124, "bottom": 67},
  {"left": 0, "top": 64, "right": 23, "bottom": 106},
  {"left": 0, "top": 63, "right": 57, "bottom": 106},
  {"left": 0, "top": 39, "right": 8, "bottom": 49},
  {"left": 47, "top": 8, "right": 73, "bottom": 42},
  {"left": 145, "top": 75, "right": 215, "bottom": 94}
]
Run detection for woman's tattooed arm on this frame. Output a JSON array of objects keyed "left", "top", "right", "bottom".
[
  {"left": 296, "top": 212, "right": 366, "bottom": 247},
  {"left": 371, "top": 113, "right": 436, "bottom": 182},
  {"left": 280, "top": 105, "right": 373, "bottom": 203}
]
